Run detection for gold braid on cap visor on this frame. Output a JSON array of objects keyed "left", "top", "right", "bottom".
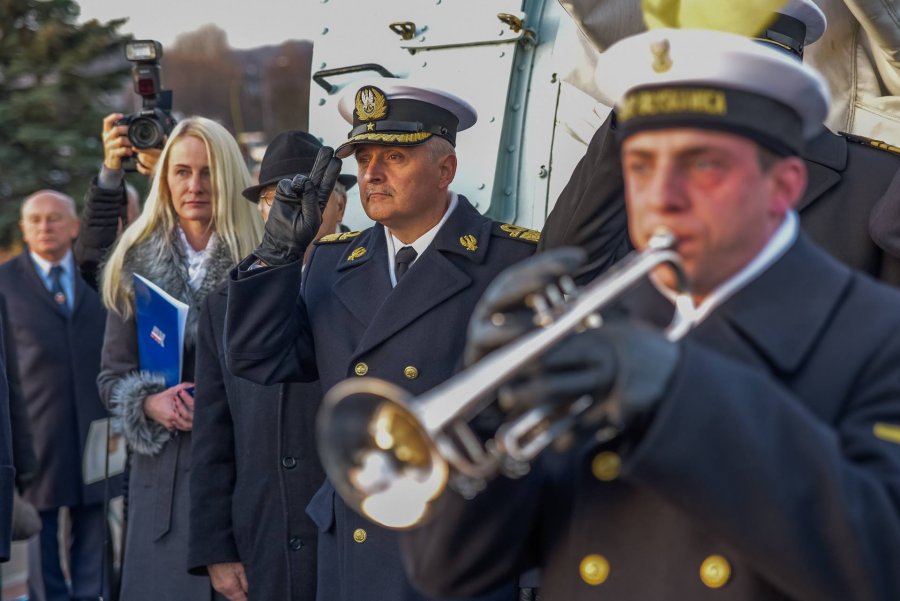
[{"left": 348, "top": 131, "right": 433, "bottom": 144}]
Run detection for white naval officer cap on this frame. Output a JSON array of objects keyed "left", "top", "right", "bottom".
[
  {"left": 595, "top": 27, "right": 831, "bottom": 156},
  {"left": 335, "top": 78, "right": 478, "bottom": 159}
]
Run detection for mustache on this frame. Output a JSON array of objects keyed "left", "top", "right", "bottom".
[{"left": 365, "top": 186, "right": 394, "bottom": 200}]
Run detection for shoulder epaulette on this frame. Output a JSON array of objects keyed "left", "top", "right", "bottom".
[
  {"left": 842, "top": 131, "right": 900, "bottom": 156},
  {"left": 315, "top": 230, "right": 363, "bottom": 244},
  {"left": 493, "top": 222, "right": 541, "bottom": 244}
]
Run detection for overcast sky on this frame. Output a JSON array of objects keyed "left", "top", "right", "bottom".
[{"left": 75, "top": 1, "right": 317, "bottom": 50}]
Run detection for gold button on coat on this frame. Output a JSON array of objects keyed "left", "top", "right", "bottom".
[
  {"left": 700, "top": 555, "right": 731, "bottom": 588},
  {"left": 579, "top": 554, "right": 610, "bottom": 586},
  {"left": 591, "top": 452, "right": 621, "bottom": 481},
  {"left": 352, "top": 528, "right": 367, "bottom": 543},
  {"left": 354, "top": 362, "right": 369, "bottom": 376},
  {"left": 403, "top": 365, "right": 419, "bottom": 380}
]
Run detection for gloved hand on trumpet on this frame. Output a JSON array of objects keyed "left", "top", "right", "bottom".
[{"left": 466, "top": 246, "right": 682, "bottom": 441}]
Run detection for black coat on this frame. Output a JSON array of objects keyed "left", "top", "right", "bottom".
[
  {"left": 0, "top": 302, "right": 15, "bottom": 562},
  {"left": 188, "top": 283, "right": 323, "bottom": 601},
  {"left": 0, "top": 295, "right": 38, "bottom": 489},
  {"left": 0, "top": 252, "right": 117, "bottom": 511},
  {"left": 540, "top": 117, "right": 900, "bottom": 286},
  {"left": 74, "top": 177, "right": 128, "bottom": 290},
  {"left": 401, "top": 234, "right": 900, "bottom": 600},
  {"left": 225, "top": 196, "right": 537, "bottom": 601}
]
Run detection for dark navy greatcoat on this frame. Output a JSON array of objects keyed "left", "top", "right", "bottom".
[
  {"left": 401, "top": 234, "right": 900, "bottom": 601},
  {"left": 226, "top": 195, "right": 536, "bottom": 601},
  {"left": 188, "top": 283, "right": 323, "bottom": 601},
  {"left": 0, "top": 252, "right": 117, "bottom": 511}
]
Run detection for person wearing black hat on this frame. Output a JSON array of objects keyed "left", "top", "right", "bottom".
[
  {"left": 244, "top": 130, "right": 357, "bottom": 265},
  {"left": 244, "top": 130, "right": 356, "bottom": 227},
  {"left": 187, "top": 129, "right": 356, "bottom": 601},
  {"left": 541, "top": 0, "right": 900, "bottom": 288},
  {"left": 399, "top": 25, "right": 900, "bottom": 601},
  {"left": 223, "top": 81, "right": 538, "bottom": 601}
]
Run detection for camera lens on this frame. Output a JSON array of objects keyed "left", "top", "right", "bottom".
[{"left": 128, "top": 116, "right": 165, "bottom": 149}]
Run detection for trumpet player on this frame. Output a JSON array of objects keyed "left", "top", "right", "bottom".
[
  {"left": 400, "top": 26, "right": 900, "bottom": 601},
  {"left": 223, "top": 81, "right": 537, "bottom": 601}
]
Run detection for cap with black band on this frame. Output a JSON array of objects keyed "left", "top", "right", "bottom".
[
  {"left": 335, "top": 80, "right": 477, "bottom": 159},
  {"left": 595, "top": 28, "right": 830, "bottom": 156}
]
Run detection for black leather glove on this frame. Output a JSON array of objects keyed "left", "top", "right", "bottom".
[
  {"left": 506, "top": 322, "right": 680, "bottom": 438},
  {"left": 253, "top": 146, "right": 342, "bottom": 266},
  {"left": 465, "top": 247, "right": 587, "bottom": 366}
]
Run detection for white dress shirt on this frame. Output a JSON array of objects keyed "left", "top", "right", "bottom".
[
  {"left": 384, "top": 192, "right": 459, "bottom": 287},
  {"left": 176, "top": 226, "right": 218, "bottom": 290}
]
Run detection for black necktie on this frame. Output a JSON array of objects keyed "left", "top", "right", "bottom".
[
  {"left": 49, "top": 265, "right": 69, "bottom": 314},
  {"left": 395, "top": 246, "right": 418, "bottom": 282}
]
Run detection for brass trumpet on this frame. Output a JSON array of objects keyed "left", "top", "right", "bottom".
[{"left": 316, "top": 229, "right": 694, "bottom": 529}]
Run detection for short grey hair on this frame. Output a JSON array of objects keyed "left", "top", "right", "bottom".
[
  {"left": 21, "top": 190, "right": 76, "bottom": 219},
  {"left": 425, "top": 136, "right": 456, "bottom": 162}
]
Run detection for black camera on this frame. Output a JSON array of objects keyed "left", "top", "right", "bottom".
[{"left": 118, "top": 40, "right": 176, "bottom": 168}]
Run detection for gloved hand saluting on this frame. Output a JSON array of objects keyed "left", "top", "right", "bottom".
[{"left": 253, "top": 146, "right": 342, "bottom": 266}]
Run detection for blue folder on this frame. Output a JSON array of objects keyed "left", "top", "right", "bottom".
[{"left": 133, "top": 274, "right": 189, "bottom": 388}]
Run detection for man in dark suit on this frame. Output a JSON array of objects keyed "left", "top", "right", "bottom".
[
  {"left": 0, "top": 191, "right": 116, "bottom": 601},
  {"left": 540, "top": 0, "right": 900, "bottom": 287},
  {"left": 224, "top": 82, "right": 537, "bottom": 601},
  {"left": 188, "top": 130, "right": 356, "bottom": 601},
  {"left": 400, "top": 27, "right": 900, "bottom": 601}
]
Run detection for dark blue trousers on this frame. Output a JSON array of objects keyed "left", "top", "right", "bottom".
[{"left": 27, "top": 504, "right": 107, "bottom": 601}]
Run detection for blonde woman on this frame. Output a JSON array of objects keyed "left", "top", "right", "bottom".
[{"left": 98, "top": 116, "right": 262, "bottom": 600}]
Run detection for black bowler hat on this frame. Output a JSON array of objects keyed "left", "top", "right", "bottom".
[{"left": 242, "top": 130, "right": 357, "bottom": 202}]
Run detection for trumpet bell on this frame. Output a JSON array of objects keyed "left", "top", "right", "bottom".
[{"left": 317, "top": 378, "right": 449, "bottom": 529}]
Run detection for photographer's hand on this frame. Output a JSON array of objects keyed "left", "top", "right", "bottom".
[
  {"left": 135, "top": 148, "right": 162, "bottom": 176},
  {"left": 102, "top": 113, "right": 133, "bottom": 171},
  {"left": 253, "top": 146, "right": 343, "bottom": 266}
]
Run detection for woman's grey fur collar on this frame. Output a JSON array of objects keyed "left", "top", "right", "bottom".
[{"left": 122, "top": 226, "right": 233, "bottom": 350}]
